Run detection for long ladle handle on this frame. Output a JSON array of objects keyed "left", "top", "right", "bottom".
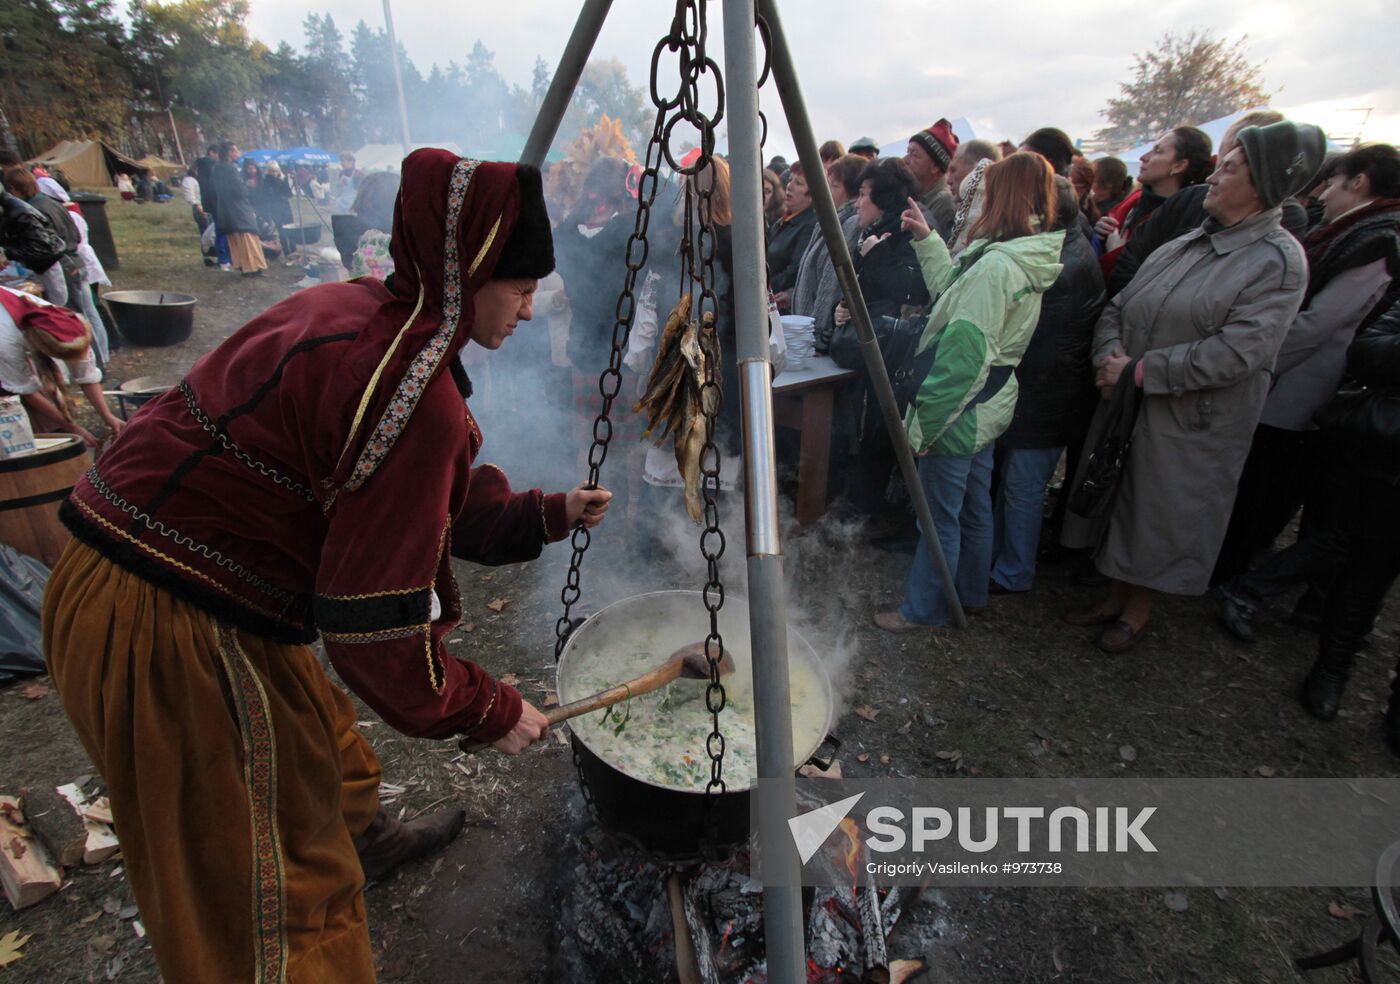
[{"left": 457, "top": 660, "right": 683, "bottom": 754}]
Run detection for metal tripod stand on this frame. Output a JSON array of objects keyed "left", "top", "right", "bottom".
[{"left": 518, "top": 3, "right": 968, "bottom": 979}]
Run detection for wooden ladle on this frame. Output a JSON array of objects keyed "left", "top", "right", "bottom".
[{"left": 458, "top": 641, "right": 734, "bottom": 754}]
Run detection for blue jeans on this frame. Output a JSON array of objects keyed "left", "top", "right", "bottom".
[
  {"left": 899, "top": 446, "right": 994, "bottom": 626},
  {"left": 214, "top": 230, "right": 232, "bottom": 266},
  {"left": 990, "top": 446, "right": 1064, "bottom": 592}
]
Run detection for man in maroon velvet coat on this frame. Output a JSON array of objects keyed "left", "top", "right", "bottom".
[{"left": 43, "top": 150, "right": 610, "bottom": 983}]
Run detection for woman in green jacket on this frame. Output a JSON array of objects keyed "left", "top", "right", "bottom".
[{"left": 876, "top": 153, "right": 1065, "bottom": 631}]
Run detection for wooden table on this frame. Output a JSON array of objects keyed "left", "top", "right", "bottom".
[{"left": 771, "top": 356, "right": 860, "bottom": 526}]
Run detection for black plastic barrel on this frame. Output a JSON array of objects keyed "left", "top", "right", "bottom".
[{"left": 71, "top": 193, "right": 119, "bottom": 271}]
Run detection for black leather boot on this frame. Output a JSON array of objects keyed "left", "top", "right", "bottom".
[
  {"left": 1300, "top": 661, "right": 1349, "bottom": 721},
  {"left": 353, "top": 806, "right": 466, "bottom": 885}
]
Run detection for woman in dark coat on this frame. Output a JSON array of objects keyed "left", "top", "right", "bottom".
[
  {"left": 990, "top": 178, "right": 1105, "bottom": 592},
  {"left": 824, "top": 158, "right": 933, "bottom": 515},
  {"left": 211, "top": 142, "right": 267, "bottom": 275},
  {"left": 255, "top": 161, "right": 295, "bottom": 256},
  {"left": 766, "top": 159, "right": 818, "bottom": 312},
  {"left": 1295, "top": 296, "right": 1400, "bottom": 748}
]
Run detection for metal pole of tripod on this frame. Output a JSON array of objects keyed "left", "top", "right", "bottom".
[
  {"left": 756, "top": 0, "right": 966, "bottom": 627},
  {"left": 519, "top": 0, "right": 614, "bottom": 169},
  {"left": 721, "top": 2, "right": 805, "bottom": 982},
  {"left": 382, "top": 0, "right": 413, "bottom": 157}
]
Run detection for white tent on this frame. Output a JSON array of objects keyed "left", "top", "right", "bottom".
[
  {"left": 877, "top": 116, "right": 1003, "bottom": 160},
  {"left": 1086, "top": 107, "right": 1274, "bottom": 176},
  {"left": 350, "top": 141, "right": 465, "bottom": 172}
]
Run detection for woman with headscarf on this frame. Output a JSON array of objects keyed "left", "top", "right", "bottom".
[
  {"left": 256, "top": 160, "right": 296, "bottom": 257},
  {"left": 42, "top": 151, "right": 612, "bottom": 983},
  {"left": 1062, "top": 122, "right": 1326, "bottom": 653}
]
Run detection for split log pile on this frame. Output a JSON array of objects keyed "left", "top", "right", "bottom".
[{"left": 1, "top": 781, "right": 122, "bottom": 911}]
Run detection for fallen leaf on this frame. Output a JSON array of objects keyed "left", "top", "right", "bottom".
[
  {"left": 19, "top": 681, "right": 48, "bottom": 700},
  {"left": 118, "top": 904, "right": 139, "bottom": 920},
  {"left": 0, "top": 930, "right": 33, "bottom": 968},
  {"left": 463, "top": 622, "right": 478, "bottom": 633},
  {"left": 89, "top": 934, "right": 115, "bottom": 954},
  {"left": 879, "top": 754, "right": 891, "bottom": 766},
  {"left": 935, "top": 749, "right": 962, "bottom": 761},
  {"left": 1052, "top": 944, "right": 1065, "bottom": 972},
  {"left": 889, "top": 958, "right": 926, "bottom": 984},
  {"left": 499, "top": 673, "right": 519, "bottom": 687},
  {"left": 1255, "top": 765, "right": 1276, "bottom": 778},
  {"left": 1119, "top": 745, "right": 1137, "bottom": 763},
  {"left": 485, "top": 598, "right": 509, "bottom": 613},
  {"left": 853, "top": 705, "right": 879, "bottom": 722},
  {"left": 543, "top": 692, "right": 559, "bottom": 707},
  {"left": 857, "top": 752, "right": 871, "bottom": 763},
  {"left": 1164, "top": 891, "right": 1188, "bottom": 912},
  {"left": 1328, "top": 902, "right": 1363, "bottom": 920},
  {"left": 1214, "top": 887, "right": 1230, "bottom": 901}
]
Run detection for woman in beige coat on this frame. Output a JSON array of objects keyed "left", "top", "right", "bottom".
[{"left": 1063, "top": 121, "right": 1326, "bottom": 652}]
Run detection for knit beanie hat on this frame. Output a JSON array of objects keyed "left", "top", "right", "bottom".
[
  {"left": 910, "top": 119, "right": 959, "bottom": 171},
  {"left": 1236, "top": 122, "right": 1328, "bottom": 209}
]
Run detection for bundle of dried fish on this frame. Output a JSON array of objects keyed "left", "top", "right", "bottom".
[{"left": 634, "top": 294, "right": 721, "bottom": 523}]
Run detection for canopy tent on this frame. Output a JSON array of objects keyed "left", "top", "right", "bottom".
[
  {"left": 349, "top": 142, "right": 466, "bottom": 172},
  {"left": 275, "top": 146, "right": 337, "bottom": 165},
  {"left": 135, "top": 154, "right": 185, "bottom": 179},
  {"left": 239, "top": 149, "right": 282, "bottom": 165},
  {"left": 26, "top": 139, "right": 145, "bottom": 188}
]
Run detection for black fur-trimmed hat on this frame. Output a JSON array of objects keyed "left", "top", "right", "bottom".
[{"left": 492, "top": 164, "right": 555, "bottom": 280}]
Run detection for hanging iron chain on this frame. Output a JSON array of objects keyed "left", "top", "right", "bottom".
[
  {"left": 553, "top": 5, "right": 695, "bottom": 661},
  {"left": 555, "top": 0, "right": 735, "bottom": 852},
  {"left": 663, "top": 0, "right": 732, "bottom": 805}
]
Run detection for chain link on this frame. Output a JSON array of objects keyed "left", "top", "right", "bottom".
[{"left": 556, "top": 0, "right": 734, "bottom": 836}]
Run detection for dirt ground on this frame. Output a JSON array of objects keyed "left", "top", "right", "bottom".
[{"left": 1, "top": 198, "right": 1398, "bottom": 983}]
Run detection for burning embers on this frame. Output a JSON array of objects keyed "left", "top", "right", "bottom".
[
  {"left": 805, "top": 819, "right": 924, "bottom": 983},
  {"left": 557, "top": 823, "right": 948, "bottom": 984}
]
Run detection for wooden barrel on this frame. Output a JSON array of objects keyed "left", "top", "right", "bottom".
[{"left": 0, "top": 435, "right": 92, "bottom": 567}]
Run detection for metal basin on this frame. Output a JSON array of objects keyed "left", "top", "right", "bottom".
[
  {"left": 557, "top": 590, "right": 836, "bottom": 859},
  {"left": 103, "top": 291, "right": 195, "bottom": 347}
]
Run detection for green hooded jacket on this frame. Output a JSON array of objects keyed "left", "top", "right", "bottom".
[{"left": 904, "top": 229, "right": 1065, "bottom": 456}]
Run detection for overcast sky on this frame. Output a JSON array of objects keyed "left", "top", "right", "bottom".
[{"left": 246, "top": 0, "right": 1400, "bottom": 157}]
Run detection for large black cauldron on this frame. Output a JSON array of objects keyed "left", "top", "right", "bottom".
[
  {"left": 103, "top": 291, "right": 195, "bottom": 347},
  {"left": 558, "top": 591, "right": 836, "bottom": 860}
]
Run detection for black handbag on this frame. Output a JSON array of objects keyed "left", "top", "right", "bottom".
[
  {"left": 1067, "top": 362, "right": 1143, "bottom": 518},
  {"left": 829, "top": 313, "right": 936, "bottom": 412}
]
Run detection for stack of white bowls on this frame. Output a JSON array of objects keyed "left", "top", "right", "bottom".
[{"left": 779, "top": 314, "right": 816, "bottom": 372}]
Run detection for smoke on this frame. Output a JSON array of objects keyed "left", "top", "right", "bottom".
[{"left": 464, "top": 186, "right": 877, "bottom": 760}]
